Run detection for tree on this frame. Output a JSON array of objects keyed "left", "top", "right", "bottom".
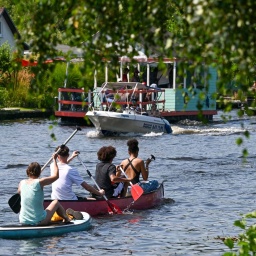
[
  {"left": 175, "top": 1, "right": 256, "bottom": 100},
  {"left": 12, "top": 1, "right": 176, "bottom": 67}
]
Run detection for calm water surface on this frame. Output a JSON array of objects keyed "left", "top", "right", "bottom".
[{"left": 0, "top": 110, "right": 256, "bottom": 255}]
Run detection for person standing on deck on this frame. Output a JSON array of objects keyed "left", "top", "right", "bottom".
[
  {"left": 131, "top": 67, "right": 140, "bottom": 82},
  {"left": 119, "top": 139, "right": 158, "bottom": 196},
  {"left": 50, "top": 145, "right": 105, "bottom": 200},
  {"left": 122, "top": 67, "right": 129, "bottom": 82}
]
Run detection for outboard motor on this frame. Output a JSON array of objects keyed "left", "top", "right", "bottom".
[{"left": 163, "top": 119, "right": 172, "bottom": 134}]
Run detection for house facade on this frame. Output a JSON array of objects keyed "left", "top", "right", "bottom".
[{"left": 0, "top": 7, "right": 22, "bottom": 50}]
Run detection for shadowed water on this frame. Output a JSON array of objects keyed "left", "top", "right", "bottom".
[{"left": 0, "top": 110, "right": 256, "bottom": 255}]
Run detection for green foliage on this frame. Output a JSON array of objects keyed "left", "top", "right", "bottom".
[
  {"left": 12, "top": 0, "right": 174, "bottom": 67},
  {"left": 0, "top": 42, "right": 13, "bottom": 85},
  {"left": 172, "top": 0, "right": 256, "bottom": 155},
  {"left": 176, "top": 0, "right": 256, "bottom": 97},
  {"left": 222, "top": 212, "right": 256, "bottom": 255},
  {"left": 0, "top": 0, "right": 17, "bottom": 20},
  {"left": 0, "top": 87, "right": 9, "bottom": 107},
  {"left": 224, "top": 238, "right": 235, "bottom": 250}
]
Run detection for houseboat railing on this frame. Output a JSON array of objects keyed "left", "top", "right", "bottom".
[
  {"left": 57, "top": 86, "right": 166, "bottom": 116},
  {"left": 93, "top": 88, "right": 166, "bottom": 114},
  {"left": 57, "top": 87, "right": 92, "bottom": 112}
]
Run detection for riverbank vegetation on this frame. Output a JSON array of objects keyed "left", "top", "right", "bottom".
[{"left": 0, "top": 42, "right": 98, "bottom": 109}]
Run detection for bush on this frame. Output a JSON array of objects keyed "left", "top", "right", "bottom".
[
  {"left": 0, "top": 87, "right": 9, "bottom": 107},
  {"left": 2, "top": 56, "right": 96, "bottom": 109}
]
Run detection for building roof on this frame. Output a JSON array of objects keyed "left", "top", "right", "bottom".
[{"left": 0, "top": 7, "right": 20, "bottom": 38}]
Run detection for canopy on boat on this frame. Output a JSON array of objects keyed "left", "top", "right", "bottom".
[{"left": 103, "top": 82, "right": 146, "bottom": 90}]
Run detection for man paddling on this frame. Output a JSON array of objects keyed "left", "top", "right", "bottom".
[
  {"left": 93, "top": 146, "right": 131, "bottom": 199},
  {"left": 50, "top": 145, "right": 105, "bottom": 200}
]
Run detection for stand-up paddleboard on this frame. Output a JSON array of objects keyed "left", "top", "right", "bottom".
[{"left": 0, "top": 212, "right": 91, "bottom": 239}]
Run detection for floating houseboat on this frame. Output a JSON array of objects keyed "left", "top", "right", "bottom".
[{"left": 55, "top": 56, "right": 217, "bottom": 124}]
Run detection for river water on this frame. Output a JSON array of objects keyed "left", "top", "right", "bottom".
[{"left": 0, "top": 110, "right": 256, "bottom": 255}]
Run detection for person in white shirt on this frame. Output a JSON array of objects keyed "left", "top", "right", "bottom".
[{"left": 50, "top": 145, "right": 105, "bottom": 200}]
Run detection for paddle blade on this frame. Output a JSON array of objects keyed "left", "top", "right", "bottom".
[
  {"left": 131, "top": 184, "right": 144, "bottom": 201},
  {"left": 8, "top": 193, "right": 21, "bottom": 214},
  {"left": 107, "top": 201, "right": 122, "bottom": 214}
]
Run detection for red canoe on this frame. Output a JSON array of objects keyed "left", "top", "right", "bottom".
[{"left": 44, "top": 182, "right": 164, "bottom": 216}]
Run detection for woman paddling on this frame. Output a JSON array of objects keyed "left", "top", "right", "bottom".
[
  {"left": 119, "top": 138, "right": 158, "bottom": 196},
  {"left": 18, "top": 153, "right": 71, "bottom": 225}
]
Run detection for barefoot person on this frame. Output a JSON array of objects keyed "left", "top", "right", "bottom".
[{"left": 18, "top": 153, "right": 71, "bottom": 225}]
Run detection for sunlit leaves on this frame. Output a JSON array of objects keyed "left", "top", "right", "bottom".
[
  {"left": 222, "top": 212, "right": 256, "bottom": 255},
  {"left": 224, "top": 238, "right": 234, "bottom": 250}
]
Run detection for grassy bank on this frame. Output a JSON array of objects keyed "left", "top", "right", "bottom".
[{"left": 0, "top": 108, "right": 54, "bottom": 121}]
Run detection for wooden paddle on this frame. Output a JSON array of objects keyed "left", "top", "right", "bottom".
[
  {"left": 119, "top": 166, "right": 144, "bottom": 201},
  {"left": 8, "top": 127, "right": 82, "bottom": 214},
  {"left": 76, "top": 155, "right": 123, "bottom": 215}
]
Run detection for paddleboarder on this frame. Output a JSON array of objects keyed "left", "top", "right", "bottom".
[{"left": 18, "top": 153, "right": 71, "bottom": 225}]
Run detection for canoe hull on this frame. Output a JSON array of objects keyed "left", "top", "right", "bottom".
[
  {"left": 44, "top": 183, "right": 164, "bottom": 216},
  {"left": 0, "top": 212, "right": 91, "bottom": 239}
]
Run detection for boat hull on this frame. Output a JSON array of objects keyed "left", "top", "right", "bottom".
[
  {"left": 44, "top": 183, "right": 164, "bottom": 216},
  {"left": 0, "top": 212, "right": 92, "bottom": 239},
  {"left": 86, "top": 111, "right": 172, "bottom": 134}
]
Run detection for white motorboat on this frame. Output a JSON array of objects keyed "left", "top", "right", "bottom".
[{"left": 86, "top": 82, "right": 172, "bottom": 135}]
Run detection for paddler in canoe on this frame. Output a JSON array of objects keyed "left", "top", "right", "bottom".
[
  {"left": 50, "top": 145, "right": 105, "bottom": 200},
  {"left": 92, "top": 145, "right": 132, "bottom": 199},
  {"left": 119, "top": 139, "right": 158, "bottom": 196}
]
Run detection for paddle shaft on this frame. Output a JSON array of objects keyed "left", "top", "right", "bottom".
[
  {"left": 8, "top": 127, "right": 81, "bottom": 214},
  {"left": 119, "top": 166, "right": 134, "bottom": 187},
  {"left": 76, "top": 155, "right": 123, "bottom": 214},
  {"left": 76, "top": 155, "right": 109, "bottom": 202},
  {"left": 41, "top": 127, "right": 81, "bottom": 171}
]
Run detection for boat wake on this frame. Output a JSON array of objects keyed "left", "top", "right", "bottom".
[
  {"left": 86, "top": 124, "right": 245, "bottom": 137},
  {"left": 143, "top": 132, "right": 164, "bottom": 137},
  {"left": 172, "top": 125, "right": 245, "bottom": 136},
  {"left": 86, "top": 130, "right": 103, "bottom": 138},
  {"left": 86, "top": 130, "right": 164, "bottom": 138}
]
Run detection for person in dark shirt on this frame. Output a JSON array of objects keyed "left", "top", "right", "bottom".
[
  {"left": 93, "top": 146, "right": 131, "bottom": 198},
  {"left": 131, "top": 67, "right": 140, "bottom": 82}
]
